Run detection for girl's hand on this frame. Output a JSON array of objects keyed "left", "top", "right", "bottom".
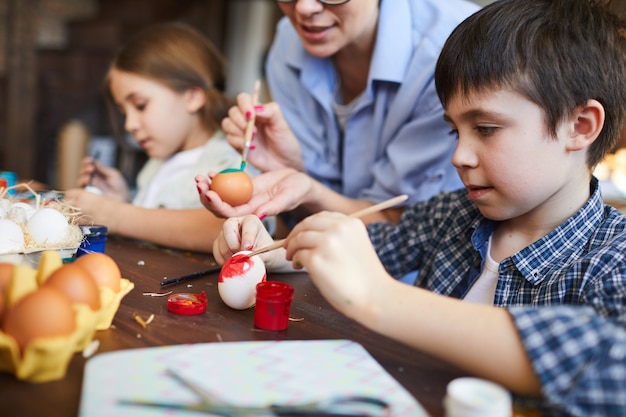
[
  {"left": 196, "top": 168, "right": 314, "bottom": 218},
  {"left": 212, "top": 215, "right": 285, "bottom": 270},
  {"left": 75, "top": 156, "right": 130, "bottom": 201},
  {"left": 283, "top": 212, "right": 390, "bottom": 318},
  {"left": 221, "top": 93, "right": 304, "bottom": 172}
]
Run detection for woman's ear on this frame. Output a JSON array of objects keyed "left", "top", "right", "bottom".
[
  {"left": 185, "top": 87, "right": 207, "bottom": 113},
  {"left": 566, "top": 99, "right": 605, "bottom": 151}
]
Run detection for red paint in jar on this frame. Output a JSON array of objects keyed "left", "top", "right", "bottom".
[{"left": 254, "top": 281, "right": 294, "bottom": 331}]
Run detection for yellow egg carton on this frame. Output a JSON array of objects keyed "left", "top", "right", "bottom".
[{"left": 0, "top": 250, "right": 133, "bottom": 382}]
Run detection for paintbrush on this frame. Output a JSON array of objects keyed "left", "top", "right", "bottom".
[
  {"left": 246, "top": 194, "right": 409, "bottom": 257},
  {"left": 240, "top": 80, "right": 261, "bottom": 171},
  {"left": 88, "top": 150, "right": 101, "bottom": 186},
  {"left": 160, "top": 265, "right": 222, "bottom": 286}
]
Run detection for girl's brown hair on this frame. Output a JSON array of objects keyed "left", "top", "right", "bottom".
[{"left": 106, "top": 22, "right": 232, "bottom": 134}]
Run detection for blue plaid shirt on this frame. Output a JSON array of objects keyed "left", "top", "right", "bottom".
[
  {"left": 368, "top": 178, "right": 626, "bottom": 323},
  {"left": 509, "top": 306, "right": 626, "bottom": 416}
]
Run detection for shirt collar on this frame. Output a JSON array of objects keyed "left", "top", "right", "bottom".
[
  {"left": 283, "top": 0, "right": 413, "bottom": 103},
  {"left": 512, "top": 177, "right": 604, "bottom": 284}
]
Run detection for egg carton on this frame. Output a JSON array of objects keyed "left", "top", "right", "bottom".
[
  {"left": 0, "top": 251, "right": 134, "bottom": 382},
  {"left": 0, "top": 246, "right": 80, "bottom": 268}
]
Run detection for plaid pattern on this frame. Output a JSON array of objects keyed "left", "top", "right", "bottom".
[
  {"left": 368, "top": 177, "right": 626, "bottom": 323},
  {"left": 509, "top": 306, "right": 626, "bottom": 416}
]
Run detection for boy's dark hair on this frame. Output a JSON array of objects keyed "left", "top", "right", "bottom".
[{"left": 435, "top": 0, "right": 626, "bottom": 169}]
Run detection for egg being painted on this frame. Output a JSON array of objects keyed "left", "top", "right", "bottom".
[
  {"left": 209, "top": 169, "right": 253, "bottom": 206},
  {"left": 218, "top": 251, "right": 266, "bottom": 310}
]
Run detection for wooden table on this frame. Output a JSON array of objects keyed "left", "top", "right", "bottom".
[{"left": 0, "top": 236, "right": 469, "bottom": 417}]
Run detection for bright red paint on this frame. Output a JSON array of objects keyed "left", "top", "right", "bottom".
[{"left": 218, "top": 253, "right": 253, "bottom": 283}]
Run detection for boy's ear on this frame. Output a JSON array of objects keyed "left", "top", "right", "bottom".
[
  {"left": 566, "top": 99, "right": 605, "bottom": 151},
  {"left": 185, "top": 87, "right": 207, "bottom": 113}
]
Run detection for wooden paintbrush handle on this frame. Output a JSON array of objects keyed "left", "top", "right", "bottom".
[{"left": 247, "top": 194, "right": 408, "bottom": 257}]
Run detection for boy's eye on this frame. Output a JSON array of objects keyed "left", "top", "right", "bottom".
[
  {"left": 475, "top": 126, "right": 497, "bottom": 136},
  {"left": 447, "top": 129, "right": 459, "bottom": 139},
  {"left": 135, "top": 103, "right": 147, "bottom": 111}
]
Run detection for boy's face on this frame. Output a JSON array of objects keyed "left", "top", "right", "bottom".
[{"left": 444, "top": 89, "right": 582, "bottom": 223}]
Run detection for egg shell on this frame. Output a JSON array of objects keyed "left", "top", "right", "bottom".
[
  {"left": 0, "top": 219, "right": 25, "bottom": 253},
  {"left": 218, "top": 251, "right": 266, "bottom": 310},
  {"left": 43, "top": 263, "right": 101, "bottom": 311},
  {"left": 75, "top": 252, "right": 122, "bottom": 293},
  {"left": 210, "top": 170, "right": 253, "bottom": 206},
  {"left": 2, "top": 286, "right": 75, "bottom": 352},
  {"left": 9, "top": 202, "right": 36, "bottom": 222},
  {"left": 26, "top": 207, "right": 70, "bottom": 246}
]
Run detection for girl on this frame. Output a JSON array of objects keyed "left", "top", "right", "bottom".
[{"left": 65, "top": 23, "right": 243, "bottom": 252}]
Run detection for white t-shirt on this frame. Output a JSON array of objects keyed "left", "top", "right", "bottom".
[
  {"left": 133, "top": 131, "right": 247, "bottom": 209},
  {"left": 464, "top": 236, "right": 500, "bottom": 305}
]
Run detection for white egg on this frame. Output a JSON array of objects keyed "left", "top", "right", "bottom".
[
  {"left": 10, "top": 202, "right": 36, "bottom": 219},
  {"left": 0, "top": 198, "right": 10, "bottom": 219},
  {"left": 26, "top": 207, "right": 70, "bottom": 245},
  {"left": 0, "top": 219, "right": 25, "bottom": 252},
  {"left": 218, "top": 251, "right": 266, "bottom": 310}
]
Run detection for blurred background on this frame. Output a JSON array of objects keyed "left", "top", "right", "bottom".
[{"left": 5, "top": 0, "right": 624, "bottom": 193}]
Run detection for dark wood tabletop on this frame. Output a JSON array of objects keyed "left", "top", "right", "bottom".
[{"left": 0, "top": 235, "right": 469, "bottom": 417}]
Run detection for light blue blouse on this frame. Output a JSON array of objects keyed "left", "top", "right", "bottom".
[{"left": 265, "top": 0, "right": 479, "bottom": 204}]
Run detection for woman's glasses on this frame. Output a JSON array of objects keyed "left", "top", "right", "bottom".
[{"left": 277, "top": 0, "right": 351, "bottom": 5}]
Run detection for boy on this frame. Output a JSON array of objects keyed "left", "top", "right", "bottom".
[{"left": 213, "top": 0, "right": 626, "bottom": 414}]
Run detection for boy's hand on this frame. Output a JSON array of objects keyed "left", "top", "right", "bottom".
[{"left": 284, "top": 212, "right": 390, "bottom": 317}]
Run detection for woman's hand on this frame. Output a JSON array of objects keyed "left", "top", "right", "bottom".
[
  {"left": 196, "top": 168, "right": 314, "bottom": 218},
  {"left": 221, "top": 93, "right": 304, "bottom": 172},
  {"left": 75, "top": 156, "right": 130, "bottom": 201}
]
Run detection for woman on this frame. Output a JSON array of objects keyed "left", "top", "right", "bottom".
[{"left": 196, "top": 0, "right": 479, "bottom": 229}]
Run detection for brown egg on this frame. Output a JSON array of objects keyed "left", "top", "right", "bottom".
[
  {"left": 75, "top": 253, "right": 122, "bottom": 292},
  {"left": 210, "top": 170, "right": 253, "bottom": 206},
  {"left": 3, "top": 287, "right": 75, "bottom": 351},
  {"left": 43, "top": 263, "right": 101, "bottom": 310}
]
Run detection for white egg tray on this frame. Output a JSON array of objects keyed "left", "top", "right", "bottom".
[{"left": 0, "top": 246, "right": 79, "bottom": 268}]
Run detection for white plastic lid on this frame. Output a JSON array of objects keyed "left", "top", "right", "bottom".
[{"left": 444, "top": 377, "right": 512, "bottom": 417}]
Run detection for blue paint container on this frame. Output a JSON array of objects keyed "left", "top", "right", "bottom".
[
  {"left": 0, "top": 171, "right": 17, "bottom": 195},
  {"left": 77, "top": 225, "right": 108, "bottom": 257}
]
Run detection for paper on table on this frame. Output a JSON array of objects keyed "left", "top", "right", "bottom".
[{"left": 79, "top": 339, "right": 429, "bottom": 417}]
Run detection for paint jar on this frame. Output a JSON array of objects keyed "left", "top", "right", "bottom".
[
  {"left": 0, "top": 171, "right": 17, "bottom": 195},
  {"left": 77, "top": 225, "right": 108, "bottom": 257},
  {"left": 254, "top": 281, "right": 294, "bottom": 330},
  {"left": 444, "top": 377, "right": 512, "bottom": 417}
]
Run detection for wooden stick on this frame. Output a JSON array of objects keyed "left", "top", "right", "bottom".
[
  {"left": 247, "top": 194, "right": 409, "bottom": 257},
  {"left": 241, "top": 80, "right": 261, "bottom": 170}
]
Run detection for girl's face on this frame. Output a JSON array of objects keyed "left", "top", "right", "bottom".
[
  {"left": 108, "top": 68, "right": 205, "bottom": 159},
  {"left": 278, "top": 0, "right": 379, "bottom": 58},
  {"left": 445, "top": 89, "right": 589, "bottom": 227}
]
